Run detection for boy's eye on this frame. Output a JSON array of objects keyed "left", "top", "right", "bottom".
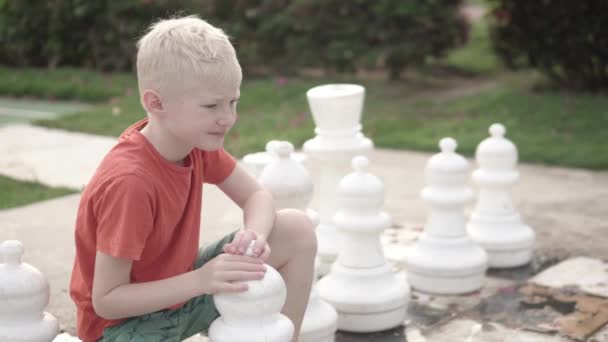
[{"left": 202, "top": 104, "right": 217, "bottom": 109}]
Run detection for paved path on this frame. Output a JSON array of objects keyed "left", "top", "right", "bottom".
[
  {"left": 0, "top": 97, "right": 90, "bottom": 126},
  {"left": 0, "top": 124, "right": 115, "bottom": 189}
]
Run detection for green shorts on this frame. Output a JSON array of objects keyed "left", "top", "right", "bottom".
[{"left": 99, "top": 232, "right": 236, "bottom": 342}]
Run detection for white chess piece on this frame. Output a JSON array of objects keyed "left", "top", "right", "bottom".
[
  {"left": 242, "top": 140, "right": 281, "bottom": 178},
  {"left": 242, "top": 140, "right": 307, "bottom": 178},
  {"left": 404, "top": 138, "right": 488, "bottom": 294},
  {"left": 259, "top": 141, "right": 338, "bottom": 342},
  {"left": 303, "top": 84, "right": 373, "bottom": 276},
  {"left": 208, "top": 241, "right": 294, "bottom": 342},
  {"left": 0, "top": 240, "right": 60, "bottom": 342},
  {"left": 259, "top": 141, "right": 314, "bottom": 209},
  {"left": 317, "top": 156, "right": 409, "bottom": 332},
  {"left": 467, "top": 123, "right": 535, "bottom": 268}
]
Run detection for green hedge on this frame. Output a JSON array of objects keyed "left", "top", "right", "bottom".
[
  {"left": 488, "top": 0, "right": 608, "bottom": 91},
  {"left": 0, "top": 0, "right": 467, "bottom": 79}
]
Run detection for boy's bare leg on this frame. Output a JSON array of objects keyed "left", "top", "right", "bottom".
[{"left": 265, "top": 208, "right": 317, "bottom": 341}]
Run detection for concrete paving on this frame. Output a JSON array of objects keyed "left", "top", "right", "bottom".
[
  {"left": 1, "top": 123, "right": 608, "bottom": 341},
  {"left": 0, "top": 97, "right": 91, "bottom": 126},
  {"left": 0, "top": 124, "right": 115, "bottom": 189}
]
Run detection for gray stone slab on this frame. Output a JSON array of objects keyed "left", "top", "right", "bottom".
[
  {"left": 591, "top": 325, "right": 608, "bottom": 342},
  {"left": 531, "top": 257, "right": 608, "bottom": 298}
]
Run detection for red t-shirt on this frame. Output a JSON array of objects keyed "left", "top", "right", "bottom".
[{"left": 69, "top": 119, "right": 236, "bottom": 341}]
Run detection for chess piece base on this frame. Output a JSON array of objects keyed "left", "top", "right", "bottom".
[
  {"left": 208, "top": 314, "right": 294, "bottom": 342},
  {"left": 485, "top": 248, "right": 533, "bottom": 268},
  {"left": 0, "top": 312, "right": 59, "bottom": 342},
  {"left": 299, "top": 298, "right": 338, "bottom": 342},
  {"left": 406, "top": 270, "right": 485, "bottom": 295},
  {"left": 338, "top": 305, "right": 407, "bottom": 333},
  {"left": 405, "top": 235, "right": 487, "bottom": 294},
  {"left": 317, "top": 263, "right": 409, "bottom": 333},
  {"left": 468, "top": 215, "right": 535, "bottom": 268}
]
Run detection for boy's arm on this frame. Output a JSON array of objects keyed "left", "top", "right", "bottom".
[
  {"left": 92, "top": 250, "right": 265, "bottom": 320},
  {"left": 218, "top": 164, "right": 276, "bottom": 255},
  {"left": 92, "top": 251, "right": 200, "bottom": 320}
]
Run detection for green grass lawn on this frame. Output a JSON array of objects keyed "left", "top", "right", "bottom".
[
  {"left": 367, "top": 73, "right": 608, "bottom": 169},
  {"left": 0, "top": 175, "right": 75, "bottom": 209},
  {"left": 0, "top": 66, "right": 134, "bottom": 102},
  {"left": 30, "top": 71, "right": 608, "bottom": 169}
]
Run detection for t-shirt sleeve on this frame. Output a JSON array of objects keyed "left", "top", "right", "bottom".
[
  {"left": 202, "top": 148, "right": 237, "bottom": 184},
  {"left": 94, "top": 175, "right": 155, "bottom": 261}
]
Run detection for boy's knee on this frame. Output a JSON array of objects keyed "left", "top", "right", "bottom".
[{"left": 275, "top": 208, "right": 317, "bottom": 255}]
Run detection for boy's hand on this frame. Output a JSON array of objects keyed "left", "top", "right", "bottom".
[
  {"left": 196, "top": 253, "right": 266, "bottom": 294},
  {"left": 223, "top": 229, "right": 271, "bottom": 261}
]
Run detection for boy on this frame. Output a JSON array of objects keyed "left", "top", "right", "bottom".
[{"left": 69, "top": 15, "right": 317, "bottom": 342}]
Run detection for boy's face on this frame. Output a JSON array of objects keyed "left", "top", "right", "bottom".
[{"left": 161, "top": 82, "right": 240, "bottom": 152}]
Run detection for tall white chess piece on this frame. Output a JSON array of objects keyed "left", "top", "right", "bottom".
[
  {"left": 303, "top": 84, "right": 373, "bottom": 276},
  {"left": 317, "top": 156, "right": 409, "bottom": 332},
  {"left": 404, "top": 138, "right": 487, "bottom": 294},
  {"left": 0, "top": 240, "right": 60, "bottom": 342},
  {"left": 467, "top": 123, "right": 535, "bottom": 268},
  {"left": 259, "top": 141, "right": 338, "bottom": 342},
  {"left": 208, "top": 242, "right": 294, "bottom": 342}
]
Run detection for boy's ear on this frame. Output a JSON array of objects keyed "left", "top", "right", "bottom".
[{"left": 142, "top": 89, "right": 165, "bottom": 115}]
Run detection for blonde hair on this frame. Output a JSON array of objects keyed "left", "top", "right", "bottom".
[{"left": 136, "top": 15, "right": 242, "bottom": 97}]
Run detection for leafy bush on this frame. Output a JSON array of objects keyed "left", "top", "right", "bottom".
[
  {"left": 220, "top": 0, "right": 468, "bottom": 79},
  {"left": 488, "top": 0, "right": 608, "bottom": 91},
  {"left": 0, "top": 0, "right": 196, "bottom": 70},
  {"left": 0, "top": 0, "right": 467, "bottom": 79}
]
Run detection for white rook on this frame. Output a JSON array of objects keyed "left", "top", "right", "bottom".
[
  {"left": 0, "top": 240, "right": 60, "bottom": 342},
  {"left": 404, "top": 138, "right": 487, "bottom": 294},
  {"left": 208, "top": 242, "right": 294, "bottom": 342},
  {"left": 467, "top": 123, "right": 535, "bottom": 268},
  {"left": 303, "top": 84, "right": 373, "bottom": 276},
  {"left": 258, "top": 141, "right": 338, "bottom": 342},
  {"left": 317, "top": 156, "right": 409, "bottom": 332}
]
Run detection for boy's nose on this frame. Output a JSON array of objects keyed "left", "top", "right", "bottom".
[{"left": 217, "top": 109, "right": 237, "bottom": 127}]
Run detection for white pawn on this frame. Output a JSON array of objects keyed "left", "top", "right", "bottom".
[
  {"left": 242, "top": 140, "right": 281, "bottom": 178},
  {"left": 242, "top": 140, "right": 307, "bottom": 178},
  {"left": 317, "top": 156, "right": 409, "bottom": 332},
  {"left": 404, "top": 138, "right": 488, "bottom": 294},
  {"left": 208, "top": 241, "right": 294, "bottom": 342},
  {"left": 259, "top": 141, "right": 314, "bottom": 209},
  {"left": 258, "top": 141, "right": 338, "bottom": 342},
  {"left": 467, "top": 123, "right": 535, "bottom": 268},
  {"left": 0, "top": 240, "right": 60, "bottom": 342}
]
